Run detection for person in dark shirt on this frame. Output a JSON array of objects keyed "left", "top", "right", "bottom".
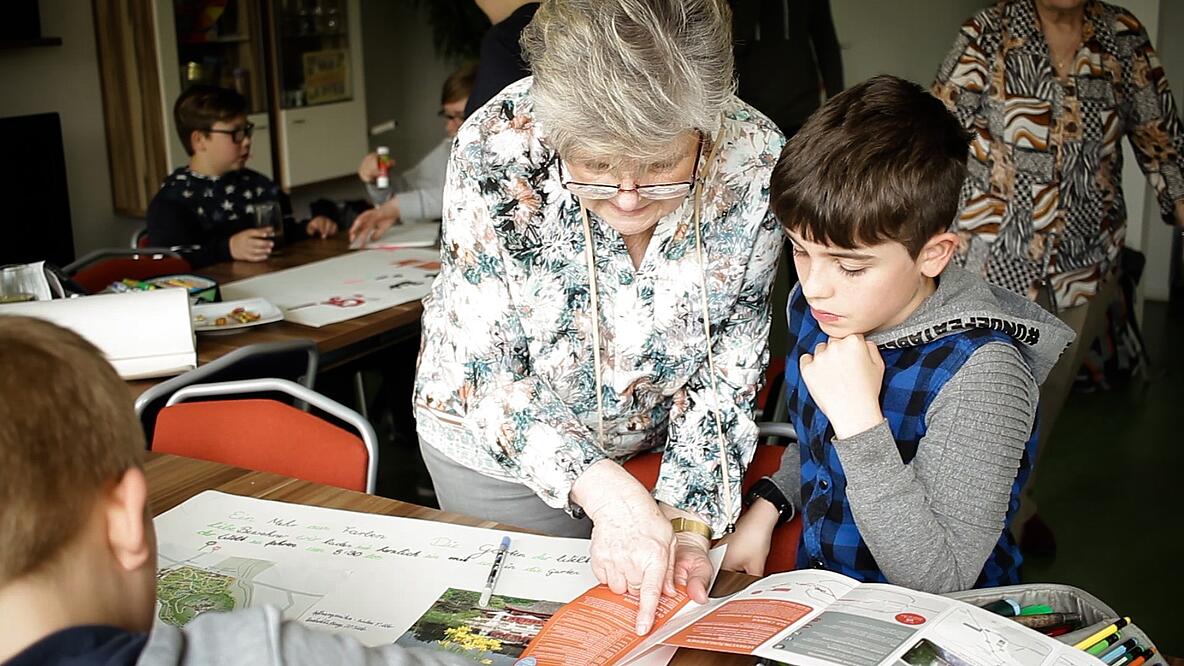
[
  {"left": 464, "top": 1, "right": 540, "bottom": 117},
  {"left": 147, "top": 85, "right": 338, "bottom": 269},
  {"left": 732, "top": 0, "right": 844, "bottom": 137}
]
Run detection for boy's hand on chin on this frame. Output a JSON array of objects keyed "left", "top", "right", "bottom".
[{"left": 800, "top": 335, "right": 886, "bottom": 440}]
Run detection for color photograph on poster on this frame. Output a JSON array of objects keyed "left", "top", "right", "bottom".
[{"left": 395, "top": 588, "right": 562, "bottom": 665}]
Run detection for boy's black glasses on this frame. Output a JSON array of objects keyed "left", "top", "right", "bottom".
[{"left": 206, "top": 122, "right": 255, "bottom": 144}]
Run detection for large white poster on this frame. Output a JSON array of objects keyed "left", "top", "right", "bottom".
[
  {"left": 220, "top": 249, "right": 439, "bottom": 328},
  {"left": 154, "top": 491, "right": 598, "bottom": 663}
]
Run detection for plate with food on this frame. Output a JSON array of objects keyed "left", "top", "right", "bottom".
[{"left": 192, "top": 298, "right": 283, "bottom": 333}]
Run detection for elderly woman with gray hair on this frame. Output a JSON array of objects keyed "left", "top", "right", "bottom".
[{"left": 354, "top": 0, "right": 783, "bottom": 633}]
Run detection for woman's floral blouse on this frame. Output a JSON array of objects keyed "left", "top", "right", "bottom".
[
  {"left": 414, "top": 78, "right": 785, "bottom": 536},
  {"left": 933, "top": 0, "right": 1184, "bottom": 310}
]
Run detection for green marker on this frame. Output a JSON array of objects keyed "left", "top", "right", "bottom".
[
  {"left": 1086, "top": 633, "right": 1122, "bottom": 656},
  {"left": 1019, "top": 604, "right": 1054, "bottom": 616}
]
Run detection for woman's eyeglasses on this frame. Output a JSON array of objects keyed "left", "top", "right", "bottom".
[
  {"left": 559, "top": 132, "right": 703, "bottom": 201},
  {"left": 206, "top": 122, "right": 255, "bottom": 144}
]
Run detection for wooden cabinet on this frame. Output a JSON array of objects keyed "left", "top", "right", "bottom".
[{"left": 97, "top": 0, "right": 367, "bottom": 216}]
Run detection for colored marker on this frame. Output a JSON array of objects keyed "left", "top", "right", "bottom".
[
  {"left": 1111, "top": 652, "right": 1137, "bottom": 666},
  {"left": 1043, "top": 623, "right": 1074, "bottom": 637},
  {"left": 981, "top": 598, "right": 1021, "bottom": 617},
  {"left": 1101, "top": 639, "right": 1140, "bottom": 665},
  {"left": 1014, "top": 612, "right": 1081, "bottom": 629},
  {"left": 1019, "top": 604, "right": 1054, "bottom": 616},
  {"left": 1129, "top": 647, "right": 1156, "bottom": 666},
  {"left": 1086, "top": 633, "right": 1123, "bottom": 656},
  {"left": 1073, "top": 617, "right": 1130, "bottom": 649},
  {"left": 478, "top": 536, "right": 511, "bottom": 608}
]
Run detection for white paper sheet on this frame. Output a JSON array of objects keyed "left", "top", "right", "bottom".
[
  {"left": 350, "top": 222, "right": 439, "bottom": 250},
  {"left": 220, "top": 249, "right": 440, "bottom": 328}
]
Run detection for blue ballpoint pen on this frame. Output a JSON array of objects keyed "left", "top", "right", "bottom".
[{"left": 479, "top": 536, "right": 511, "bottom": 608}]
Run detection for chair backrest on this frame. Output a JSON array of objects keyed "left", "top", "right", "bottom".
[
  {"left": 135, "top": 339, "right": 319, "bottom": 443},
  {"left": 64, "top": 248, "right": 192, "bottom": 294},
  {"left": 130, "top": 225, "right": 150, "bottom": 249},
  {"left": 153, "top": 378, "right": 377, "bottom": 493}
]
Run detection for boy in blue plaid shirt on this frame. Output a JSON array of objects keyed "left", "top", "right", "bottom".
[{"left": 720, "top": 76, "right": 1074, "bottom": 592}]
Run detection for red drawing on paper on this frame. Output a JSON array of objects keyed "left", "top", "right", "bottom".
[{"left": 323, "top": 294, "right": 366, "bottom": 308}]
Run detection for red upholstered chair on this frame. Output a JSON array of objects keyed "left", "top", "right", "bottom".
[
  {"left": 152, "top": 378, "right": 378, "bottom": 494},
  {"left": 622, "top": 422, "right": 802, "bottom": 574},
  {"left": 135, "top": 339, "right": 319, "bottom": 445},
  {"left": 63, "top": 248, "right": 192, "bottom": 294}
]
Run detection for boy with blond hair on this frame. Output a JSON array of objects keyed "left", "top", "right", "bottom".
[
  {"left": 721, "top": 76, "right": 1074, "bottom": 592},
  {"left": 0, "top": 316, "right": 463, "bottom": 665}
]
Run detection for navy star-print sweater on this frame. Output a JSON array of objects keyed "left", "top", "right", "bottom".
[{"left": 146, "top": 167, "right": 307, "bottom": 268}]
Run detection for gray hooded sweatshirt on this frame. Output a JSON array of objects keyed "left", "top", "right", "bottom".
[
  {"left": 137, "top": 606, "right": 469, "bottom": 666},
  {"left": 770, "top": 265, "right": 1075, "bottom": 593}
]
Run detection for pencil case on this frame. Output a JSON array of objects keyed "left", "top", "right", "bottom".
[{"left": 944, "top": 583, "right": 1167, "bottom": 665}]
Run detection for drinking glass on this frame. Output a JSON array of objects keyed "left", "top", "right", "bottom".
[
  {"left": 0, "top": 264, "right": 43, "bottom": 303},
  {"left": 253, "top": 200, "right": 285, "bottom": 256}
]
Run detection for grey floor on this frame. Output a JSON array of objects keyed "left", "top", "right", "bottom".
[{"left": 1022, "top": 300, "right": 1183, "bottom": 654}]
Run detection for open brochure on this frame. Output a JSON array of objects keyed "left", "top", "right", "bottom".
[{"left": 523, "top": 569, "right": 1101, "bottom": 666}]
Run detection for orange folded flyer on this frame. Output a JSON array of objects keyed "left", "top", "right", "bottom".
[
  {"left": 663, "top": 597, "right": 812, "bottom": 654},
  {"left": 519, "top": 584, "right": 692, "bottom": 666},
  {"left": 518, "top": 569, "right": 1113, "bottom": 666}
]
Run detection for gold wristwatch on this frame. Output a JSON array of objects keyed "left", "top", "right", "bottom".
[{"left": 670, "top": 517, "right": 712, "bottom": 539}]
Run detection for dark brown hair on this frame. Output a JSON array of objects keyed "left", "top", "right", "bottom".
[
  {"left": 0, "top": 317, "right": 144, "bottom": 584},
  {"left": 770, "top": 75, "right": 970, "bottom": 258},
  {"left": 440, "top": 61, "right": 478, "bottom": 106},
  {"left": 174, "top": 84, "right": 248, "bottom": 155}
]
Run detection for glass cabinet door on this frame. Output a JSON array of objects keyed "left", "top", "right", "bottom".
[
  {"left": 274, "top": 0, "right": 352, "bottom": 109},
  {"left": 173, "top": 0, "right": 268, "bottom": 114}
]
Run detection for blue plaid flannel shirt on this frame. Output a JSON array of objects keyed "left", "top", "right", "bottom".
[{"left": 786, "top": 289, "right": 1035, "bottom": 587}]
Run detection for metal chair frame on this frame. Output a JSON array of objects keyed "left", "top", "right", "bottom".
[{"left": 163, "top": 377, "right": 379, "bottom": 494}]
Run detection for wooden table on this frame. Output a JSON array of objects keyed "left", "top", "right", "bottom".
[
  {"left": 127, "top": 236, "right": 424, "bottom": 399},
  {"left": 144, "top": 452, "right": 755, "bottom": 665}
]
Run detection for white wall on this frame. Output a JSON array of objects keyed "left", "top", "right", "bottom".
[
  {"left": 289, "top": 0, "right": 456, "bottom": 217},
  {"left": 830, "top": 0, "right": 989, "bottom": 87},
  {"left": 359, "top": 1, "right": 456, "bottom": 170},
  {"left": 1140, "top": 0, "right": 1182, "bottom": 301},
  {"left": 0, "top": 0, "right": 140, "bottom": 257}
]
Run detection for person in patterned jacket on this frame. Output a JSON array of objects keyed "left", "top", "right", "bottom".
[
  {"left": 359, "top": 0, "right": 784, "bottom": 637},
  {"left": 719, "top": 76, "right": 1074, "bottom": 593},
  {"left": 147, "top": 85, "right": 337, "bottom": 268},
  {"left": 932, "top": 0, "right": 1184, "bottom": 552}
]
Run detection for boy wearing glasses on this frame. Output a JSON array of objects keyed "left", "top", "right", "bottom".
[{"left": 147, "top": 85, "right": 337, "bottom": 268}]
